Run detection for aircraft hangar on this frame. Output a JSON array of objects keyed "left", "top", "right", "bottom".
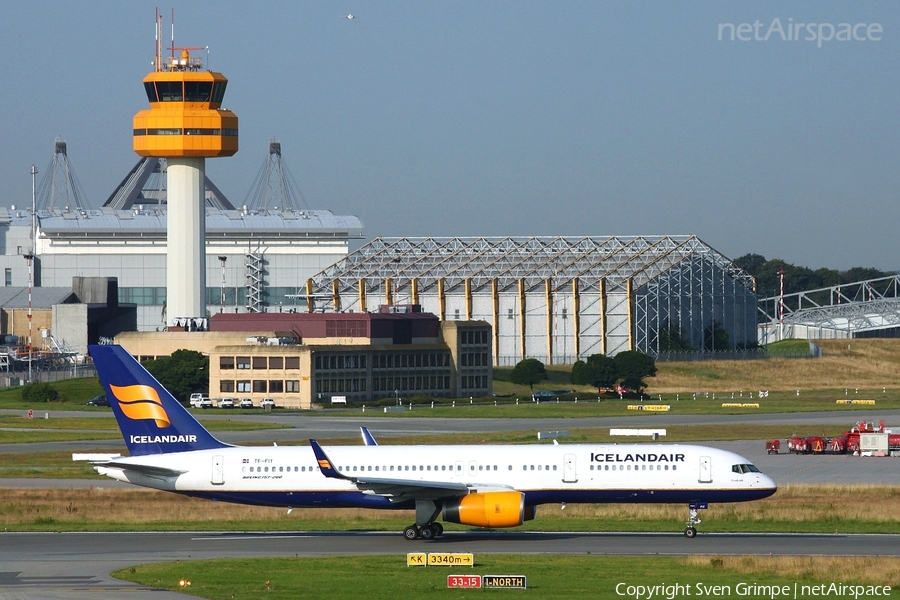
[{"left": 304, "top": 236, "right": 757, "bottom": 366}]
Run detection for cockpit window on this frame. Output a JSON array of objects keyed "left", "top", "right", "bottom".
[{"left": 732, "top": 464, "right": 761, "bottom": 474}]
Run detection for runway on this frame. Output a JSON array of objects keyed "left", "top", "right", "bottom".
[{"left": 3, "top": 530, "right": 900, "bottom": 599}]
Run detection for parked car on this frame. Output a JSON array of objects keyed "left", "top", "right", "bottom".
[
  {"left": 260, "top": 398, "right": 276, "bottom": 409},
  {"left": 217, "top": 398, "right": 235, "bottom": 409},
  {"left": 189, "top": 393, "right": 204, "bottom": 408},
  {"left": 239, "top": 398, "right": 254, "bottom": 409},
  {"left": 197, "top": 397, "right": 213, "bottom": 409},
  {"left": 86, "top": 394, "right": 109, "bottom": 407}
]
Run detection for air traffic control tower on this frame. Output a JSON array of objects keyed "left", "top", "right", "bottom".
[{"left": 133, "top": 13, "right": 238, "bottom": 326}]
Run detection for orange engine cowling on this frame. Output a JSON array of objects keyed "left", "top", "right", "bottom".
[{"left": 442, "top": 492, "right": 535, "bottom": 528}]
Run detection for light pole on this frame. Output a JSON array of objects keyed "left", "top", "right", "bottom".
[
  {"left": 23, "top": 253, "right": 34, "bottom": 383},
  {"left": 218, "top": 256, "right": 227, "bottom": 313}
]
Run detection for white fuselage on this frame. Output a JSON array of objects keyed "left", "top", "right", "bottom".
[{"left": 97, "top": 442, "right": 776, "bottom": 509}]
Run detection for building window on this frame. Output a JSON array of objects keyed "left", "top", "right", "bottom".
[
  {"left": 220, "top": 356, "right": 235, "bottom": 370},
  {"left": 286, "top": 380, "right": 300, "bottom": 393},
  {"left": 252, "top": 380, "right": 267, "bottom": 393},
  {"left": 220, "top": 380, "right": 235, "bottom": 393},
  {"left": 269, "top": 380, "right": 284, "bottom": 393},
  {"left": 236, "top": 380, "right": 251, "bottom": 392},
  {"left": 252, "top": 357, "right": 267, "bottom": 369},
  {"left": 236, "top": 356, "right": 251, "bottom": 369},
  {"left": 4, "top": 268, "right": 10, "bottom": 287},
  {"left": 285, "top": 356, "right": 300, "bottom": 369},
  {"left": 269, "top": 356, "right": 283, "bottom": 369},
  {"left": 454, "top": 309, "right": 460, "bottom": 320}
]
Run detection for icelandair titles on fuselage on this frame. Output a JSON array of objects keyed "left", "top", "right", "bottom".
[
  {"left": 590, "top": 452, "right": 685, "bottom": 463},
  {"left": 130, "top": 434, "right": 197, "bottom": 444}
]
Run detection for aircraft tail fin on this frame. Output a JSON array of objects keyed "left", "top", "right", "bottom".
[
  {"left": 360, "top": 426, "right": 378, "bottom": 446},
  {"left": 89, "top": 344, "right": 230, "bottom": 456}
]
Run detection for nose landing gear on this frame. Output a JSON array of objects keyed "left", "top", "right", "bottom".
[{"left": 685, "top": 501, "right": 707, "bottom": 538}]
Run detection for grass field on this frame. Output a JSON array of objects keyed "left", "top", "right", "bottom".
[
  {"left": 1, "top": 484, "right": 897, "bottom": 534},
  {"left": 114, "top": 554, "right": 900, "bottom": 599}
]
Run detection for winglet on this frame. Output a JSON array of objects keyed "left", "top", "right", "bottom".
[
  {"left": 309, "top": 439, "right": 347, "bottom": 479},
  {"left": 360, "top": 426, "right": 378, "bottom": 446}
]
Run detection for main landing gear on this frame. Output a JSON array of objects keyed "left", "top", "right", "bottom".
[
  {"left": 684, "top": 501, "right": 708, "bottom": 538},
  {"left": 404, "top": 499, "right": 444, "bottom": 540},
  {"left": 404, "top": 522, "right": 444, "bottom": 540}
]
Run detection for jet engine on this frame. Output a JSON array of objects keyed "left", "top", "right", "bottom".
[{"left": 442, "top": 491, "right": 536, "bottom": 528}]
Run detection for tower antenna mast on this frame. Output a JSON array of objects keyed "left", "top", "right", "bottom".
[{"left": 154, "top": 7, "right": 162, "bottom": 72}]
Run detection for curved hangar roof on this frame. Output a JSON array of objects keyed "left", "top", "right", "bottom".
[{"left": 312, "top": 235, "right": 753, "bottom": 294}]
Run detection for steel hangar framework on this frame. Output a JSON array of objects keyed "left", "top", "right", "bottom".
[{"left": 305, "top": 236, "right": 756, "bottom": 366}]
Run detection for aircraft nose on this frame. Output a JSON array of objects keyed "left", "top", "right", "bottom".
[{"left": 760, "top": 473, "right": 777, "bottom": 493}]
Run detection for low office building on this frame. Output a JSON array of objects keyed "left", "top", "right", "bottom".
[{"left": 114, "top": 306, "right": 491, "bottom": 408}]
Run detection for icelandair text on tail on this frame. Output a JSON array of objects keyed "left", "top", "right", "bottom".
[
  {"left": 615, "top": 582, "right": 891, "bottom": 599},
  {"left": 717, "top": 19, "right": 882, "bottom": 47},
  {"left": 130, "top": 435, "right": 197, "bottom": 444}
]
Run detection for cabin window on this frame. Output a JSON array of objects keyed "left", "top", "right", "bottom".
[
  {"left": 390, "top": 466, "right": 394, "bottom": 471},
  {"left": 530, "top": 465, "right": 534, "bottom": 471}
]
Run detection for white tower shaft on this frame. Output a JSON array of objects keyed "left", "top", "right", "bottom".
[{"left": 166, "top": 157, "right": 207, "bottom": 323}]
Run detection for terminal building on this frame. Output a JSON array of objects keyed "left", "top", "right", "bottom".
[{"left": 115, "top": 307, "right": 492, "bottom": 408}]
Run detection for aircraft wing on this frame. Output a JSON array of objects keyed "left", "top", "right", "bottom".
[
  {"left": 309, "top": 439, "right": 512, "bottom": 502},
  {"left": 94, "top": 460, "right": 187, "bottom": 479}
]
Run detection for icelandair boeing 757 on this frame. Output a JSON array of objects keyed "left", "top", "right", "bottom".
[{"left": 82, "top": 345, "right": 776, "bottom": 540}]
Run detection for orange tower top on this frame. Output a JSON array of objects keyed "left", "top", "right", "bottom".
[{"left": 133, "top": 10, "right": 238, "bottom": 158}]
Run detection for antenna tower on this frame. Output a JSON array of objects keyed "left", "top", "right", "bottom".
[
  {"left": 35, "top": 138, "right": 90, "bottom": 211},
  {"left": 243, "top": 139, "right": 311, "bottom": 212}
]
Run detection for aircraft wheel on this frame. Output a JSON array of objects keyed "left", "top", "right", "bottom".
[
  {"left": 420, "top": 525, "right": 436, "bottom": 540},
  {"left": 403, "top": 525, "right": 420, "bottom": 540},
  {"left": 684, "top": 526, "right": 697, "bottom": 538},
  {"left": 432, "top": 522, "right": 444, "bottom": 537}
]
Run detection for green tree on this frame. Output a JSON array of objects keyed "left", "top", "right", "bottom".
[
  {"left": 613, "top": 351, "right": 657, "bottom": 393},
  {"left": 571, "top": 353, "right": 618, "bottom": 392},
  {"left": 509, "top": 358, "right": 547, "bottom": 392},
  {"left": 22, "top": 381, "right": 58, "bottom": 403},
  {"left": 143, "top": 349, "right": 209, "bottom": 404},
  {"left": 702, "top": 320, "right": 730, "bottom": 351},
  {"left": 658, "top": 324, "right": 694, "bottom": 352}
]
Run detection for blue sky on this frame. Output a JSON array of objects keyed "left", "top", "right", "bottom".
[{"left": 1, "top": 2, "right": 897, "bottom": 270}]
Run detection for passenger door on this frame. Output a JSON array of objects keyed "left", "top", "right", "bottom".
[
  {"left": 212, "top": 455, "right": 224, "bottom": 485},
  {"left": 563, "top": 453, "right": 577, "bottom": 483},
  {"left": 699, "top": 456, "right": 712, "bottom": 483}
]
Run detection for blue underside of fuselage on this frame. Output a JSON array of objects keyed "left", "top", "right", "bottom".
[{"left": 180, "top": 487, "right": 776, "bottom": 509}]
